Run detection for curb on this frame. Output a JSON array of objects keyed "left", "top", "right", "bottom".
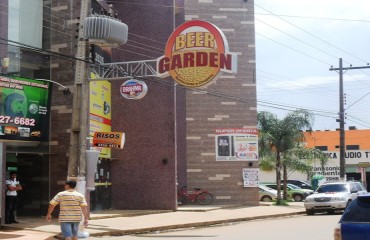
[{"left": 88, "top": 211, "right": 306, "bottom": 237}]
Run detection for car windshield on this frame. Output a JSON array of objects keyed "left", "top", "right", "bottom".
[
  {"left": 260, "top": 185, "right": 274, "bottom": 191},
  {"left": 287, "top": 184, "right": 301, "bottom": 189},
  {"left": 316, "top": 184, "right": 348, "bottom": 193},
  {"left": 341, "top": 197, "right": 370, "bottom": 222}
]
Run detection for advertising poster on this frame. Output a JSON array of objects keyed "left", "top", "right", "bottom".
[
  {"left": 243, "top": 168, "right": 259, "bottom": 187},
  {"left": 215, "top": 128, "right": 258, "bottom": 161},
  {"left": 0, "top": 75, "right": 51, "bottom": 141},
  {"left": 89, "top": 73, "right": 112, "bottom": 158}
]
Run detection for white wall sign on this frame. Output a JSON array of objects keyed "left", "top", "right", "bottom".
[{"left": 243, "top": 168, "right": 259, "bottom": 187}]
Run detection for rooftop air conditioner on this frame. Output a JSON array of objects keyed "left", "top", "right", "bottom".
[{"left": 83, "top": 15, "right": 128, "bottom": 46}]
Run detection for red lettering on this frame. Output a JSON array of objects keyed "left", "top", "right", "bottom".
[
  {"left": 183, "top": 52, "right": 195, "bottom": 68},
  {"left": 209, "top": 52, "right": 218, "bottom": 68},
  {"left": 196, "top": 52, "right": 208, "bottom": 67},
  {"left": 158, "top": 57, "right": 170, "bottom": 73},
  {"left": 220, "top": 54, "right": 232, "bottom": 70},
  {"left": 170, "top": 54, "right": 182, "bottom": 70}
]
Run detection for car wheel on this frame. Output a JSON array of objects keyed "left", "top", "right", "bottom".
[
  {"left": 306, "top": 209, "right": 314, "bottom": 215},
  {"left": 261, "top": 196, "right": 272, "bottom": 202},
  {"left": 293, "top": 194, "right": 303, "bottom": 202}
]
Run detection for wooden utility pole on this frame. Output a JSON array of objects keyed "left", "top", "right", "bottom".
[
  {"left": 68, "top": 0, "right": 91, "bottom": 181},
  {"left": 330, "top": 58, "right": 370, "bottom": 180}
]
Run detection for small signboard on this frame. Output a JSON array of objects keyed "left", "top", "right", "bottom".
[
  {"left": 243, "top": 168, "right": 259, "bottom": 187},
  {"left": 120, "top": 79, "right": 148, "bottom": 100},
  {"left": 92, "top": 131, "right": 125, "bottom": 149}
]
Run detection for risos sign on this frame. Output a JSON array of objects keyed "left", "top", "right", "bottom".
[
  {"left": 157, "top": 20, "right": 237, "bottom": 88},
  {"left": 92, "top": 131, "right": 125, "bottom": 149}
]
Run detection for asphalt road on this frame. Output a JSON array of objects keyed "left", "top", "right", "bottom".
[{"left": 88, "top": 213, "right": 342, "bottom": 240}]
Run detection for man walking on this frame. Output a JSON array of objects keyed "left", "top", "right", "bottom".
[
  {"left": 46, "top": 180, "right": 88, "bottom": 240},
  {"left": 5, "top": 171, "right": 22, "bottom": 224}
]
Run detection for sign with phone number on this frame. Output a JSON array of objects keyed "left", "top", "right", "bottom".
[{"left": 0, "top": 75, "right": 51, "bottom": 141}]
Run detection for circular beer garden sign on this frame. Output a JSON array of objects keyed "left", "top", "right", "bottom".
[{"left": 157, "top": 20, "right": 237, "bottom": 88}]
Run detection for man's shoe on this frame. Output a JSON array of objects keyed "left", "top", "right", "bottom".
[
  {"left": 4, "top": 221, "right": 12, "bottom": 224},
  {"left": 11, "top": 221, "right": 19, "bottom": 224}
]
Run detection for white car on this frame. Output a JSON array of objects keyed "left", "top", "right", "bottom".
[
  {"left": 259, "top": 184, "right": 279, "bottom": 202},
  {"left": 304, "top": 181, "right": 367, "bottom": 215}
]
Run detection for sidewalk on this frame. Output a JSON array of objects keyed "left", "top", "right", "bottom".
[{"left": 1, "top": 202, "right": 305, "bottom": 239}]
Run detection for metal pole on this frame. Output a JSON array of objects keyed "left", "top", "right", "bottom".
[{"left": 339, "top": 58, "right": 346, "bottom": 180}]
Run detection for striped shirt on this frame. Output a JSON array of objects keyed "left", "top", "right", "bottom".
[{"left": 49, "top": 190, "right": 87, "bottom": 222}]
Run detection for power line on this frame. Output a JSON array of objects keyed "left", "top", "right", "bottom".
[
  {"left": 255, "top": 3, "right": 370, "bottom": 65},
  {"left": 255, "top": 12, "right": 370, "bottom": 23}
]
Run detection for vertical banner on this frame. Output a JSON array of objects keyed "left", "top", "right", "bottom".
[
  {"left": 243, "top": 168, "right": 259, "bottom": 187},
  {"left": 215, "top": 128, "right": 258, "bottom": 161},
  {"left": 89, "top": 73, "right": 112, "bottom": 158}
]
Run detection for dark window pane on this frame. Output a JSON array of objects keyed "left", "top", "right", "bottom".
[
  {"left": 315, "top": 146, "right": 328, "bottom": 151},
  {"left": 346, "top": 145, "right": 359, "bottom": 150}
]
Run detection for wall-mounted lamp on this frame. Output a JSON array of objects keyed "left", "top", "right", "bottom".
[{"left": 36, "top": 78, "right": 71, "bottom": 95}]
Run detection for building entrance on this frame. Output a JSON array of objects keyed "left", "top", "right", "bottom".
[{"left": 5, "top": 153, "right": 49, "bottom": 216}]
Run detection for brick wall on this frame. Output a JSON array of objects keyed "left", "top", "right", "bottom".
[{"left": 184, "top": 0, "right": 259, "bottom": 205}]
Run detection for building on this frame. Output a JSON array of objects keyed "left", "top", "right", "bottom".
[
  {"left": 304, "top": 128, "right": 370, "bottom": 190},
  {"left": 0, "top": 0, "right": 258, "bottom": 222}
]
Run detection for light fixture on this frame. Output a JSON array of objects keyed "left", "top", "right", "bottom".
[{"left": 36, "top": 78, "right": 71, "bottom": 95}]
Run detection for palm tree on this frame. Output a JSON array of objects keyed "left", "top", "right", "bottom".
[{"left": 257, "top": 109, "right": 327, "bottom": 204}]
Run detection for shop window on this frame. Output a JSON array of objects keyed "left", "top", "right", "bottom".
[
  {"left": 346, "top": 145, "right": 359, "bottom": 150},
  {"left": 315, "top": 146, "right": 328, "bottom": 151}
]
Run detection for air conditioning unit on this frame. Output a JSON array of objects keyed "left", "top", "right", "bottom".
[{"left": 83, "top": 15, "right": 128, "bottom": 46}]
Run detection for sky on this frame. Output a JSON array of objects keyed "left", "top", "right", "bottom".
[{"left": 254, "top": 0, "right": 370, "bottom": 130}]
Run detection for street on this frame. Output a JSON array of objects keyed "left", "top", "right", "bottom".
[{"left": 88, "top": 214, "right": 342, "bottom": 240}]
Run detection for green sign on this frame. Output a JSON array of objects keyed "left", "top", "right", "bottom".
[{"left": 0, "top": 75, "right": 51, "bottom": 141}]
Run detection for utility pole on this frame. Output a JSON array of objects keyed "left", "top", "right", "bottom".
[
  {"left": 330, "top": 58, "right": 370, "bottom": 180},
  {"left": 68, "top": 0, "right": 91, "bottom": 183},
  {"left": 338, "top": 58, "right": 345, "bottom": 180}
]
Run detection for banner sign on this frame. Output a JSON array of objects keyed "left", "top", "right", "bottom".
[
  {"left": 0, "top": 75, "right": 51, "bottom": 141},
  {"left": 89, "top": 74, "right": 112, "bottom": 158},
  {"left": 215, "top": 128, "right": 258, "bottom": 161},
  {"left": 92, "top": 131, "right": 125, "bottom": 149},
  {"left": 157, "top": 20, "right": 237, "bottom": 88}
]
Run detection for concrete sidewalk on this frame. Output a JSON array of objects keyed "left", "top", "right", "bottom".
[{"left": 2, "top": 202, "right": 305, "bottom": 239}]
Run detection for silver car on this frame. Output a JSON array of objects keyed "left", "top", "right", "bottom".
[
  {"left": 304, "top": 181, "right": 367, "bottom": 215},
  {"left": 259, "top": 184, "right": 278, "bottom": 202}
]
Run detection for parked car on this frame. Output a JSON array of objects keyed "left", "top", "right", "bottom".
[
  {"left": 284, "top": 180, "right": 312, "bottom": 190},
  {"left": 304, "top": 181, "right": 367, "bottom": 215},
  {"left": 334, "top": 193, "right": 370, "bottom": 240},
  {"left": 259, "top": 184, "right": 278, "bottom": 202},
  {"left": 264, "top": 183, "right": 314, "bottom": 201}
]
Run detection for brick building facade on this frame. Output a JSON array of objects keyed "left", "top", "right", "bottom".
[{"left": 0, "top": 0, "right": 258, "bottom": 221}]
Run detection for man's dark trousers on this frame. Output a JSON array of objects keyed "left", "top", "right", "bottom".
[{"left": 5, "top": 196, "right": 17, "bottom": 223}]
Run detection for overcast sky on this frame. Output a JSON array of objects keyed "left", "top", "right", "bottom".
[{"left": 254, "top": 0, "right": 370, "bottom": 130}]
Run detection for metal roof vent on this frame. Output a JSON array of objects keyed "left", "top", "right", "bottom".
[{"left": 83, "top": 15, "right": 128, "bottom": 46}]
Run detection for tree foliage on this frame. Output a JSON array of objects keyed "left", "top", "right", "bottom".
[{"left": 257, "top": 109, "right": 328, "bottom": 204}]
